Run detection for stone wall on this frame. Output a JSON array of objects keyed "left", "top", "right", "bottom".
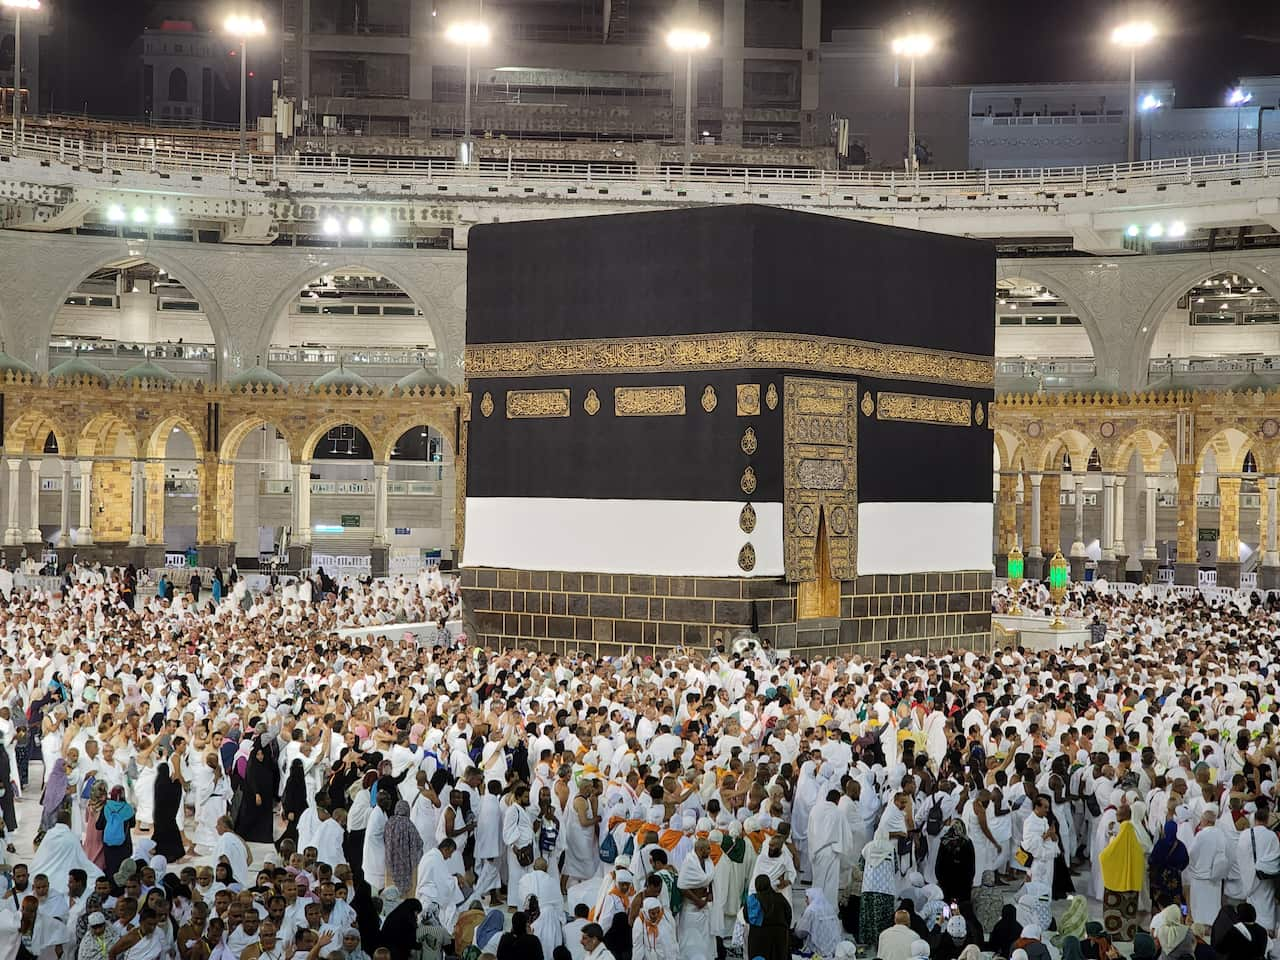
[{"left": 461, "top": 567, "right": 992, "bottom": 656}]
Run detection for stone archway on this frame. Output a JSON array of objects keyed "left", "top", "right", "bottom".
[
  {"left": 995, "top": 262, "right": 1108, "bottom": 379},
  {"left": 255, "top": 259, "right": 461, "bottom": 383},
  {"left": 46, "top": 253, "right": 233, "bottom": 378}
]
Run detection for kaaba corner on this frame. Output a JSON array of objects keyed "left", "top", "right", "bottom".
[{"left": 458, "top": 205, "right": 995, "bottom": 657}]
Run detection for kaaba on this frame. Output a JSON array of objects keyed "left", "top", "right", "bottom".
[{"left": 459, "top": 206, "right": 994, "bottom": 657}]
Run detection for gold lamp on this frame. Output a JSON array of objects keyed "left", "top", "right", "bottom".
[
  {"left": 1006, "top": 545, "right": 1024, "bottom": 616},
  {"left": 1047, "top": 550, "right": 1070, "bottom": 629}
]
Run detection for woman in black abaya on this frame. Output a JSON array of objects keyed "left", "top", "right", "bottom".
[
  {"left": 379, "top": 898, "right": 423, "bottom": 960},
  {"left": 936, "top": 819, "right": 977, "bottom": 904},
  {"left": 151, "top": 761, "right": 188, "bottom": 862},
  {"left": 746, "top": 874, "right": 792, "bottom": 960},
  {"left": 279, "top": 759, "right": 308, "bottom": 850},
  {"left": 235, "top": 738, "right": 278, "bottom": 844}
]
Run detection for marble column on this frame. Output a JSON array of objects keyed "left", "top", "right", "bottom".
[
  {"left": 1264, "top": 476, "right": 1280, "bottom": 588},
  {"left": 1098, "top": 475, "right": 1117, "bottom": 580},
  {"left": 371, "top": 463, "right": 390, "bottom": 576},
  {"left": 1069, "top": 474, "right": 1087, "bottom": 579},
  {"left": 1113, "top": 474, "right": 1128, "bottom": 573},
  {"left": 25, "top": 458, "right": 41, "bottom": 544},
  {"left": 1027, "top": 473, "right": 1044, "bottom": 579},
  {"left": 4, "top": 459, "right": 20, "bottom": 546},
  {"left": 56, "top": 459, "right": 71, "bottom": 548},
  {"left": 1217, "top": 476, "right": 1242, "bottom": 588},
  {"left": 1101, "top": 475, "right": 1117, "bottom": 561},
  {"left": 1174, "top": 463, "right": 1198, "bottom": 586},
  {"left": 1070, "top": 476, "right": 1086, "bottom": 554},
  {"left": 1027, "top": 474, "right": 1043, "bottom": 558},
  {"left": 295, "top": 462, "right": 311, "bottom": 545},
  {"left": 373, "top": 463, "right": 389, "bottom": 546},
  {"left": 1141, "top": 475, "right": 1159, "bottom": 581},
  {"left": 129, "top": 460, "right": 146, "bottom": 547},
  {"left": 77, "top": 460, "right": 94, "bottom": 546}
]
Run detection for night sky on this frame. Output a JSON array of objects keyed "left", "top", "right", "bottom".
[{"left": 50, "top": 0, "right": 1280, "bottom": 115}]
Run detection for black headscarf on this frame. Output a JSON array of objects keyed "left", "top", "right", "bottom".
[
  {"left": 282, "top": 759, "right": 308, "bottom": 816},
  {"left": 378, "top": 898, "right": 422, "bottom": 960},
  {"left": 989, "top": 903, "right": 1022, "bottom": 956}
]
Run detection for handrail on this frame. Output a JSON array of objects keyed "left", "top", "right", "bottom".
[{"left": 6, "top": 125, "right": 1280, "bottom": 196}]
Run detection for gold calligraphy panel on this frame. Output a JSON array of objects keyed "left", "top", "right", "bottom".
[
  {"left": 505, "top": 389, "right": 570, "bottom": 419},
  {"left": 876, "top": 392, "right": 972, "bottom": 427},
  {"left": 784, "top": 378, "right": 858, "bottom": 584},
  {"left": 614, "top": 386, "right": 686, "bottom": 417}
]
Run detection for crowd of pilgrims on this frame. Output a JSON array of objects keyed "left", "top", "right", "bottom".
[{"left": 2, "top": 570, "right": 1280, "bottom": 960}]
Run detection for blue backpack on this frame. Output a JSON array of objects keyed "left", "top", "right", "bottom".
[{"left": 599, "top": 832, "right": 618, "bottom": 864}]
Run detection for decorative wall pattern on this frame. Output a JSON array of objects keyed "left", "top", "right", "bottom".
[
  {"left": 0, "top": 374, "right": 465, "bottom": 555},
  {"left": 465, "top": 333, "right": 994, "bottom": 387}
]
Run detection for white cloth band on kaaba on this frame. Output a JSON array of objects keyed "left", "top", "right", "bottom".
[
  {"left": 856, "top": 502, "right": 993, "bottom": 575},
  {"left": 464, "top": 498, "right": 784, "bottom": 576}
]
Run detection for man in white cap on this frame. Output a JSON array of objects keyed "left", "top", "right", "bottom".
[
  {"left": 591, "top": 868, "right": 635, "bottom": 929},
  {"left": 78, "top": 911, "right": 118, "bottom": 960},
  {"left": 631, "top": 897, "right": 676, "bottom": 960}
]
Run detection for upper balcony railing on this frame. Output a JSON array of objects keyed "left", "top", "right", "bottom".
[
  {"left": 46, "top": 338, "right": 440, "bottom": 384},
  {"left": 997, "top": 355, "right": 1280, "bottom": 392},
  {"left": 9, "top": 125, "right": 1280, "bottom": 197}
]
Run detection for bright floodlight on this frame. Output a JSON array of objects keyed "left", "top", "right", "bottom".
[
  {"left": 106, "top": 205, "right": 125, "bottom": 223},
  {"left": 131, "top": 207, "right": 149, "bottom": 224},
  {"left": 1111, "top": 21, "right": 1156, "bottom": 47},
  {"left": 1228, "top": 88, "right": 1253, "bottom": 106},
  {"left": 0, "top": 1, "right": 41, "bottom": 10},
  {"left": 891, "top": 33, "right": 935, "bottom": 57},
  {"left": 445, "top": 20, "right": 490, "bottom": 46},
  {"left": 1168, "top": 221, "right": 1187, "bottom": 238},
  {"left": 225, "top": 14, "right": 266, "bottom": 36},
  {"left": 322, "top": 216, "right": 340, "bottom": 236},
  {"left": 154, "top": 208, "right": 174, "bottom": 226},
  {"left": 1139, "top": 94, "right": 1163, "bottom": 111},
  {"left": 666, "top": 28, "right": 710, "bottom": 51},
  {"left": 1125, "top": 224, "right": 1140, "bottom": 237},
  {"left": 346, "top": 217, "right": 364, "bottom": 235},
  {"left": 1147, "top": 222, "right": 1164, "bottom": 238},
  {"left": 370, "top": 216, "right": 390, "bottom": 236}
]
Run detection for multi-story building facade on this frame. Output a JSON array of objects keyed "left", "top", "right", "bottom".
[
  {"left": 281, "top": 0, "right": 821, "bottom": 147},
  {"left": 132, "top": 18, "right": 233, "bottom": 124},
  {"left": 0, "top": 0, "right": 46, "bottom": 118}
]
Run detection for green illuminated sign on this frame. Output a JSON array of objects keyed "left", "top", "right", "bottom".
[{"left": 1048, "top": 563, "right": 1069, "bottom": 590}]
